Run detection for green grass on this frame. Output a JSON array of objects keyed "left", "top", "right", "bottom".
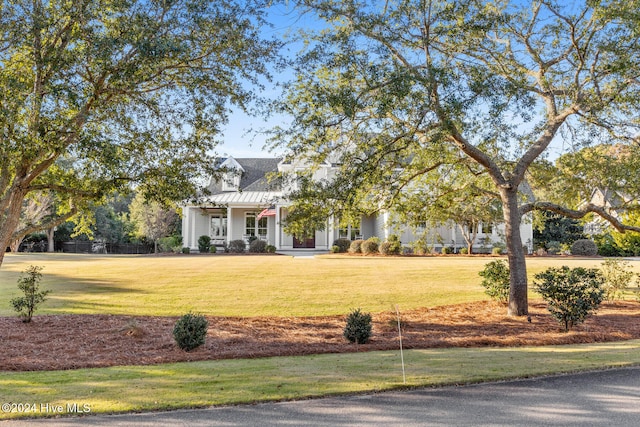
[
  {"left": 2, "top": 253, "right": 634, "bottom": 317},
  {"left": 2, "top": 340, "right": 640, "bottom": 419}
]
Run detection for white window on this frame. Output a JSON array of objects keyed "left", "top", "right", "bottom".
[
  {"left": 221, "top": 171, "right": 241, "bottom": 191},
  {"left": 339, "top": 224, "right": 361, "bottom": 240},
  {"left": 210, "top": 214, "right": 227, "bottom": 238},
  {"left": 245, "top": 213, "right": 268, "bottom": 239}
]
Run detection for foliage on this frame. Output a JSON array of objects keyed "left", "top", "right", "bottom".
[
  {"left": 441, "top": 247, "right": 453, "bottom": 255},
  {"left": 198, "top": 235, "right": 211, "bottom": 253},
  {"left": 600, "top": 259, "right": 635, "bottom": 301},
  {"left": 593, "top": 234, "right": 624, "bottom": 257},
  {"left": 265, "top": 245, "right": 277, "bottom": 254},
  {"left": 173, "top": 313, "right": 209, "bottom": 352},
  {"left": 210, "top": 246, "right": 217, "bottom": 254},
  {"left": 349, "top": 240, "right": 364, "bottom": 254},
  {"left": 492, "top": 247, "right": 503, "bottom": 255},
  {"left": 411, "top": 238, "right": 431, "bottom": 255},
  {"left": 331, "top": 245, "right": 341, "bottom": 253},
  {"left": 0, "top": 0, "right": 279, "bottom": 268},
  {"left": 343, "top": 308, "right": 372, "bottom": 344},
  {"left": 381, "top": 235, "right": 402, "bottom": 255},
  {"left": 249, "top": 239, "right": 268, "bottom": 253},
  {"left": 332, "top": 239, "right": 352, "bottom": 253},
  {"left": 478, "top": 260, "right": 510, "bottom": 304},
  {"left": 10, "top": 265, "right": 50, "bottom": 323},
  {"left": 182, "top": 247, "right": 190, "bottom": 254},
  {"left": 571, "top": 240, "right": 599, "bottom": 256},
  {"left": 361, "top": 238, "right": 379, "bottom": 255},
  {"left": 534, "top": 267, "right": 605, "bottom": 332},
  {"left": 610, "top": 211, "right": 640, "bottom": 256},
  {"left": 271, "top": 0, "right": 640, "bottom": 316},
  {"left": 459, "top": 247, "right": 469, "bottom": 255},
  {"left": 158, "top": 235, "right": 183, "bottom": 254},
  {"left": 129, "top": 193, "right": 181, "bottom": 253},
  {"left": 228, "top": 240, "right": 246, "bottom": 253},
  {"left": 534, "top": 211, "right": 586, "bottom": 251}
]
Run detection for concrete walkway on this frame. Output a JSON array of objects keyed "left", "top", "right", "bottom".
[{"left": 5, "top": 367, "right": 640, "bottom": 426}]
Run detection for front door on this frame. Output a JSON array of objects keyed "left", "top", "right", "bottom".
[{"left": 293, "top": 234, "right": 316, "bottom": 248}]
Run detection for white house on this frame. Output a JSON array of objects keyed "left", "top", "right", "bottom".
[{"left": 181, "top": 156, "right": 533, "bottom": 252}]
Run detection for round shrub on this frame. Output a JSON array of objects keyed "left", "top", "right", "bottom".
[
  {"left": 492, "top": 247, "right": 503, "bottom": 255},
  {"left": 173, "top": 313, "right": 208, "bottom": 351},
  {"left": 209, "top": 245, "right": 217, "bottom": 253},
  {"left": 380, "top": 235, "right": 402, "bottom": 255},
  {"left": 361, "top": 238, "right": 379, "bottom": 255},
  {"left": 343, "top": 308, "right": 372, "bottom": 344},
  {"left": 228, "top": 239, "right": 246, "bottom": 253},
  {"left": 181, "top": 247, "right": 190, "bottom": 254},
  {"left": 459, "top": 247, "right": 469, "bottom": 255},
  {"left": 534, "top": 266, "right": 604, "bottom": 331},
  {"left": 332, "top": 239, "right": 351, "bottom": 253},
  {"left": 441, "top": 246, "right": 453, "bottom": 254},
  {"left": 571, "top": 239, "right": 598, "bottom": 256},
  {"left": 379, "top": 241, "right": 392, "bottom": 255},
  {"left": 265, "top": 245, "right": 276, "bottom": 253},
  {"left": 478, "top": 260, "right": 510, "bottom": 303},
  {"left": 197, "top": 235, "right": 211, "bottom": 253},
  {"left": 249, "top": 239, "right": 267, "bottom": 253},
  {"left": 331, "top": 245, "right": 341, "bottom": 253},
  {"left": 349, "top": 239, "right": 364, "bottom": 254}
]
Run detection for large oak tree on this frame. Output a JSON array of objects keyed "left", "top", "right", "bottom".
[
  {"left": 272, "top": 0, "right": 640, "bottom": 315},
  {"left": 0, "top": 0, "right": 278, "bottom": 267}
]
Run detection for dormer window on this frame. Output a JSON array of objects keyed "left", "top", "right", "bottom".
[{"left": 219, "top": 156, "right": 244, "bottom": 192}]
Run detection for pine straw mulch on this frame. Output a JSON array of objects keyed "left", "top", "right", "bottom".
[{"left": 2, "top": 300, "right": 640, "bottom": 372}]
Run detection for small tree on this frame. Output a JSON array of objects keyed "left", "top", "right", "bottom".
[
  {"left": 198, "top": 235, "right": 211, "bottom": 253},
  {"left": 534, "top": 266, "right": 604, "bottom": 332},
  {"left": 173, "top": 313, "right": 209, "bottom": 352},
  {"left": 11, "top": 265, "right": 51, "bottom": 323},
  {"left": 478, "top": 260, "right": 510, "bottom": 304},
  {"left": 600, "top": 259, "right": 635, "bottom": 301},
  {"left": 343, "top": 308, "right": 372, "bottom": 344}
]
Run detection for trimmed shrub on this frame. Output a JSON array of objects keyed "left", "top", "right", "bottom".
[
  {"left": 249, "top": 239, "right": 267, "bottom": 253},
  {"left": 331, "top": 245, "right": 341, "bottom": 253},
  {"left": 181, "top": 247, "right": 190, "bottom": 254},
  {"left": 228, "top": 239, "right": 246, "bottom": 253},
  {"left": 459, "top": 247, "right": 469, "bottom": 255},
  {"left": 332, "top": 239, "right": 351, "bottom": 253},
  {"left": 492, "top": 247, "right": 503, "bottom": 255},
  {"left": 534, "top": 266, "right": 604, "bottom": 332},
  {"left": 478, "top": 260, "right": 510, "bottom": 303},
  {"left": 349, "top": 239, "right": 364, "bottom": 254},
  {"left": 11, "top": 265, "right": 50, "bottom": 323},
  {"left": 441, "top": 246, "right": 453, "bottom": 254},
  {"left": 382, "top": 235, "right": 402, "bottom": 255},
  {"left": 600, "top": 258, "right": 635, "bottom": 301},
  {"left": 173, "top": 313, "right": 208, "bottom": 351},
  {"left": 265, "top": 245, "right": 277, "bottom": 253},
  {"left": 343, "top": 308, "right": 372, "bottom": 344},
  {"left": 571, "top": 239, "right": 598, "bottom": 256},
  {"left": 379, "top": 241, "right": 392, "bottom": 255},
  {"left": 198, "top": 235, "right": 211, "bottom": 253},
  {"left": 209, "top": 245, "right": 217, "bottom": 253},
  {"left": 361, "top": 238, "right": 379, "bottom": 255}
]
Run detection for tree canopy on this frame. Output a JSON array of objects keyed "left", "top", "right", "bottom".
[
  {"left": 0, "top": 0, "right": 279, "bottom": 266},
  {"left": 271, "top": 0, "right": 640, "bottom": 315}
]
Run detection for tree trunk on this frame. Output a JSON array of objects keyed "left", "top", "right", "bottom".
[
  {"left": 501, "top": 188, "right": 528, "bottom": 316},
  {"left": 0, "top": 188, "right": 29, "bottom": 269},
  {"left": 47, "top": 227, "right": 55, "bottom": 252}
]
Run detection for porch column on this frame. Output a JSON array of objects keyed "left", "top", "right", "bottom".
[
  {"left": 227, "top": 207, "right": 233, "bottom": 245},
  {"left": 275, "top": 206, "right": 281, "bottom": 249}
]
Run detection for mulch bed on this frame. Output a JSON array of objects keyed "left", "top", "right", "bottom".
[{"left": 2, "top": 300, "right": 640, "bottom": 372}]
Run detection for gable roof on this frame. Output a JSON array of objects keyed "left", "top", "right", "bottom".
[{"left": 208, "top": 157, "right": 282, "bottom": 194}]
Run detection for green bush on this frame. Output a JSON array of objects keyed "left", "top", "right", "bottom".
[
  {"left": 441, "top": 246, "right": 453, "bottom": 254},
  {"left": 534, "top": 266, "right": 604, "bottom": 332},
  {"left": 265, "top": 245, "right": 277, "bottom": 253},
  {"left": 173, "top": 313, "right": 209, "bottom": 351},
  {"left": 459, "top": 247, "right": 469, "bottom": 255},
  {"left": 158, "top": 235, "right": 182, "bottom": 253},
  {"left": 343, "top": 308, "right": 372, "bottom": 344},
  {"left": 228, "top": 239, "right": 246, "bottom": 253},
  {"left": 411, "top": 238, "right": 430, "bottom": 255},
  {"left": 600, "top": 258, "right": 635, "bottom": 301},
  {"left": 361, "top": 238, "right": 379, "bottom": 255},
  {"left": 182, "top": 247, "right": 190, "bottom": 254},
  {"left": 571, "top": 239, "right": 598, "bottom": 256},
  {"left": 478, "top": 260, "right": 510, "bottom": 303},
  {"left": 10, "top": 265, "right": 50, "bottom": 323},
  {"left": 492, "top": 247, "right": 503, "bottom": 255},
  {"left": 209, "top": 245, "right": 217, "bottom": 253},
  {"left": 249, "top": 239, "right": 267, "bottom": 253},
  {"left": 349, "top": 239, "right": 364, "bottom": 254},
  {"left": 332, "top": 239, "right": 351, "bottom": 253},
  {"left": 380, "top": 235, "right": 402, "bottom": 255},
  {"left": 331, "top": 245, "right": 341, "bottom": 253},
  {"left": 197, "top": 235, "right": 211, "bottom": 253}
]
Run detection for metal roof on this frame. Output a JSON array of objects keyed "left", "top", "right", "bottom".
[{"left": 203, "top": 191, "right": 283, "bottom": 206}]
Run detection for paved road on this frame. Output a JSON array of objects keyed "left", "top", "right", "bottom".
[{"left": 4, "top": 367, "right": 640, "bottom": 426}]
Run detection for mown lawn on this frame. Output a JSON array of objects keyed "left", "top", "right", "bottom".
[{"left": 1, "top": 253, "right": 632, "bottom": 317}]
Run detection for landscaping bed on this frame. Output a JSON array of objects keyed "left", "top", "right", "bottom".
[{"left": 2, "top": 300, "right": 640, "bottom": 372}]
